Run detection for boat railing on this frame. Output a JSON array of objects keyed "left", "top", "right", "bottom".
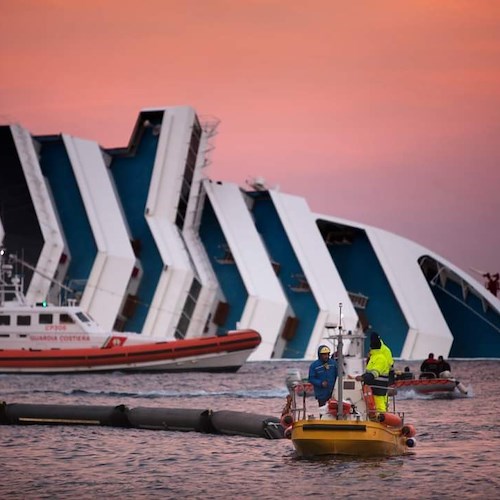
[
  {"left": 289, "top": 379, "right": 407, "bottom": 425},
  {"left": 290, "top": 384, "right": 309, "bottom": 421}
]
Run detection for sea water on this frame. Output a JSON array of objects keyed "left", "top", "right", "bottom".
[{"left": 1, "top": 360, "right": 499, "bottom": 499}]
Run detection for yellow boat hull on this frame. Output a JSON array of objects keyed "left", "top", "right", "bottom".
[{"left": 292, "top": 418, "right": 410, "bottom": 457}]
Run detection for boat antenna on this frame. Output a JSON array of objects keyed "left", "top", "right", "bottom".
[
  {"left": 8, "top": 253, "right": 75, "bottom": 294},
  {"left": 336, "top": 302, "right": 344, "bottom": 417}
]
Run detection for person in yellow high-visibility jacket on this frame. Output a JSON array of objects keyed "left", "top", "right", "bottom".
[
  {"left": 379, "top": 336, "right": 393, "bottom": 373},
  {"left": 356, "top": 333, "right": 393, "bottom": 412},
  {"left": 378, "top": 333, "right": 395, "bottom": 388}
]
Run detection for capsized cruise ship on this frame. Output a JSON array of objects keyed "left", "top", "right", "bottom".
[{"left": 1, "top": 106, "right": 499, "bottom": 360}]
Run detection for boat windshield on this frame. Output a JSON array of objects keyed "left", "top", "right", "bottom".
[{"left": 76, "top": 311, "right": 91, "bottom": 323}]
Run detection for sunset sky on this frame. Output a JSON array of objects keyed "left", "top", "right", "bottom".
[{"left": 1, "top": 0, "right": 499, "bottom": 280}]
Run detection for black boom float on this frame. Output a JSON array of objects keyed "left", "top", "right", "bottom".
[
  {"left": 1, "top": 402, "right": 130, "bottom": 427},
  {"left": 0, "top": 401, "right": 284, "bottom": 439}
]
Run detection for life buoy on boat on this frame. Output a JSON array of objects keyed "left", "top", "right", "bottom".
[
  {"left": 362, "top": 384, "right": 377, "bottom": 418},
  {"left": 327, "top": 399, "right": 352, "bottom": 417},
  {"left": 377, "top": 412, "right": 402, "bottom": 427},
  {"left": 280, "top": 413, "right": 293, "bottom": 427},
  {"left": 401, "top": 424, "right": 416, "bottom": 437},
  {"left": 284, "top": 425, "right": 293, "bottom": 439}
]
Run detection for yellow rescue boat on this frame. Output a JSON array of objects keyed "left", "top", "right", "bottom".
[
  {"left": 282, "top": 311, "right": 417, "bottom": 458},
  {"left": 289, "top": 380, "right": 416, "bottom": 457}
]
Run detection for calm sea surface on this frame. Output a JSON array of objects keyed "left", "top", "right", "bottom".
[{"left": 1, "top": 360, "right": 499, "bottom": 499}]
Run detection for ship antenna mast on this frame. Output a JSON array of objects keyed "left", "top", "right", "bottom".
[
  {"left": 336, "top": 302, "right": 344, "bottom": 416},
  {"left": 8, "top": 253, "right": 74, "bottom": 294}
]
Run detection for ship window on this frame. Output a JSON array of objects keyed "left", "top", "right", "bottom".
[
  {"left": 174, "top": 277, "right": 202, "bottom": 339},
  {"left": 76, "top": 312, "right": 91, "bottom": 323},
  {"left": 39, "top": 314, "right": 53, "bottom": 324},
  {"left": 215, "top": 244, "right": 235, "bottom": 264},
  {"left": 17, "top": 315, "right": 31, "bottom": 326},
  {"left": 60, "top": 314, "right": 74, "bottom": 324},
  {"left": 0, "top": 315, "right": 10, "bottom": 325},
  {"left": 175, "top": 315, "right": 190, "bottom": 339}
]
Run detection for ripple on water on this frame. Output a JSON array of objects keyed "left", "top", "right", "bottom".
[{"left": 1, "top": 361, "right": 499, "bottom": 499}]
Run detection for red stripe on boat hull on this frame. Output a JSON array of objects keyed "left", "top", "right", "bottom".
[{"left": 0, "top": 330, "right": 261, "bottom": 373}]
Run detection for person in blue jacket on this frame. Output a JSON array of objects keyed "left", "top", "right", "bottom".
[{"left": 308, "top": 345, "right": 338, "bottom": 406}]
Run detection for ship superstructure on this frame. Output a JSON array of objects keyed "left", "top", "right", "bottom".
[{"left": 1, "top": 106, "right": 498, "bottom": 360}]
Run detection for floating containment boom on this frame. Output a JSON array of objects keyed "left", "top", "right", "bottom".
[{"left": 0, "top": 402, "right": 284, "bottom": 439}]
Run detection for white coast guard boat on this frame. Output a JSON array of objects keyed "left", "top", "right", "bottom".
[{"left": 0, "top": 249, "right": 260, "bottom": 373}]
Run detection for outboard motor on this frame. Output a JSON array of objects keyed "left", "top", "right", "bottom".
[{"left": 285, "top": 368, "right": 303, "bottom": 389}]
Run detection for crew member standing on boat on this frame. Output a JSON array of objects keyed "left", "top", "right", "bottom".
[
  {"left": 374, "top": 332, "right": 394, "bottom": 384},
  {"left": 356, "top": 333, "right": 392, "bottom": 412},
  {"left": 308, "top": 345, "right": 338, "bottom": 407}
]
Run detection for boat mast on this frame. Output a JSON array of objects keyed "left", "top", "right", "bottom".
[
  {"left": 326, "top": 302, "right": 345, "bottom": 419},
  {"left": 336, "top": 303, "right": 344, "bottom": 418},
  {"left": 1, "top": 247, "right": 76, "bottom": 306},
  {"left": 0, "top": 247, "right": 25, "bottom": 305},
  {"left": 8, "top": 253, "right": 75, "bottom": 295}
]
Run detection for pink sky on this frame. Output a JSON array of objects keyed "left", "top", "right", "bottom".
[{"left": 1, "top": 0, "right": 499, "bottom": 279}]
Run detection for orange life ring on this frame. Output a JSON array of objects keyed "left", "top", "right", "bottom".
[
  {"left": 402, "top": 424, "right": 416, "bottom": 437},
  {"left": 327, "top": 399, "right": 352, "bottom": 417},
  {"left": 362, "top": 384, "right": 377, "bottom": 417},
  {"left": 377, "top": 412, "right": 402, "bottom": 427}
]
